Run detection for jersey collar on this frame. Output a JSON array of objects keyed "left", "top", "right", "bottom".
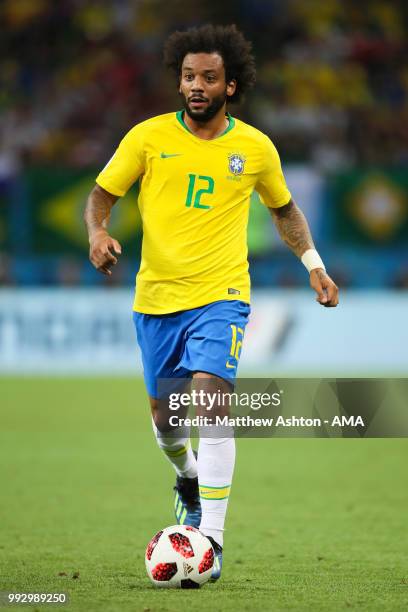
[{"left": 176, "top": 110, "right": 235, "bottom": 139}]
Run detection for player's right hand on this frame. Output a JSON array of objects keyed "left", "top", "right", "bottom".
[{"left": 89, "top": 231, "right": 122, "bottom": 276}]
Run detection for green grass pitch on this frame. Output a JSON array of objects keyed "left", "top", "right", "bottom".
[{"left": 1, "top": 377, "right": 407, "bottom": 611}]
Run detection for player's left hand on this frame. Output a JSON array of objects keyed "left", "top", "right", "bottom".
[{"left": 309, "top": 268, "right": 339, "bottom": 307}]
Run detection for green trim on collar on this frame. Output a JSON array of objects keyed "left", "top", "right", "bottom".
[
  {"left": 176, "top": 110, "right": 235, "bottom": 138},
  {"left": 222, "top": 113, "right": 235, "bottom": 136}
]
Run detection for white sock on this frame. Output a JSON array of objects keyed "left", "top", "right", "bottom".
[
  {"left": 152, "top": 418, "right": 198, "bottom": 478},
  {"left": 197, "top": 428, "right": 235, "bottom": 547}
]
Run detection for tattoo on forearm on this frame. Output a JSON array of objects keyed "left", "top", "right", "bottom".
[
  {"left": 84, "top": 186, "right": 117, "bottom": 236},
  {"left": 269, "top": 200, "right": 314, "bottom": 258}
]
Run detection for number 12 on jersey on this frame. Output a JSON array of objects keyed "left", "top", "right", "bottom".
[{"left": 185, "top": 174, "right": 214, "bottom": 210}]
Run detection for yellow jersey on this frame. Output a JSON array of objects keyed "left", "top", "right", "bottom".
[{"left": 96, "top": 111, "right": 291, "bottom": 314}]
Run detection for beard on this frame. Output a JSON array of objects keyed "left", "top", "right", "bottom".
[{"left": 180, "top": 90, "right": 227, "bottom": 123}]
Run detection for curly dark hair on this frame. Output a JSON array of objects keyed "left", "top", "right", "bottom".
[{"left": 163, "top": 24, "right": 256, "bottom": 103}]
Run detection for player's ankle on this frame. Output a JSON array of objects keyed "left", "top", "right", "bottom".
[{"left": 201, "top": 529, "right": 223, "bottom": 548}]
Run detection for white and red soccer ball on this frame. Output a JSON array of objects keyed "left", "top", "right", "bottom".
[{"left": 145, "top": 525, "right": 214, "bottom": 588}]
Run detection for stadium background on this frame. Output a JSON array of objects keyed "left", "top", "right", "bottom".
[
  {"left": 1, "top": 0, "right": 408, "bottom": 374},
  {"left": 1, "top": 1, "right": 407, "bottom": 610}
]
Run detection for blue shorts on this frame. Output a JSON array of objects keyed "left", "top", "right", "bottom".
[{"left": 133, "top": 300, "right": 250, "bottom": 398}]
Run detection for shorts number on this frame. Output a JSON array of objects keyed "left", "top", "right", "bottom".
[{"left": 229, "top": 324, "right": 244, "bottom": 360}]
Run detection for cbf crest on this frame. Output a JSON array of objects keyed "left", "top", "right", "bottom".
[{"left": 228, "top": 153, "right": 246, "bottom": 176}]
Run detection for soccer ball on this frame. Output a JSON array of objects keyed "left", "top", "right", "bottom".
[{"left": 145, "top": 525, "right": 214, "bottom": 588}]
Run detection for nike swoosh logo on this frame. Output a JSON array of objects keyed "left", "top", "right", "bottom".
[
  {"left": 226, "top": 360, "right": 236, "bottom": 369},
  {"left": 160, "top": 152, "right": 182, "bottom": 158}
]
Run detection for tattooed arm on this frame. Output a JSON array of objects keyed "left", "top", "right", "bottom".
[
  {"left": 84, "top": 184, "right": 122, "bottom": 276},
  {"left": 269, "top": 199, "right": 339, "bottom": 307},
  {"left": 269, "top": 198, "right": 315, "bottom": 257}
]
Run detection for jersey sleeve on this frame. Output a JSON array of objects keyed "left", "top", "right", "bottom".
[
  {"left": 95, "top": 125, "right": 145, "bottom": 197},
  {"left": 255, "top": 136, "right": 291, "bottom": 208}
]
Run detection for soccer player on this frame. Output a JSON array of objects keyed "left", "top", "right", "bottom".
[{"left": 84, "top": 24, "right": 338, "bottom": 581}]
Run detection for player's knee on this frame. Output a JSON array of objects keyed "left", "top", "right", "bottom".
[
  {"left": 149, "top": 396, "right": 158, "bottom": 413},
  {"left": 192, "top": 372, "right": 233, "bottom": 419}
]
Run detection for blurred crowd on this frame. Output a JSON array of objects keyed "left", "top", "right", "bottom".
[
  {"left": 252, "top": 0, "right": 408, "bottom": 170},
  {"left": 1, "top": 0, "right": 407, "bottom": 173},
  {"left": 1, "top": 0, "right": 407, "bottom": 288}
]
